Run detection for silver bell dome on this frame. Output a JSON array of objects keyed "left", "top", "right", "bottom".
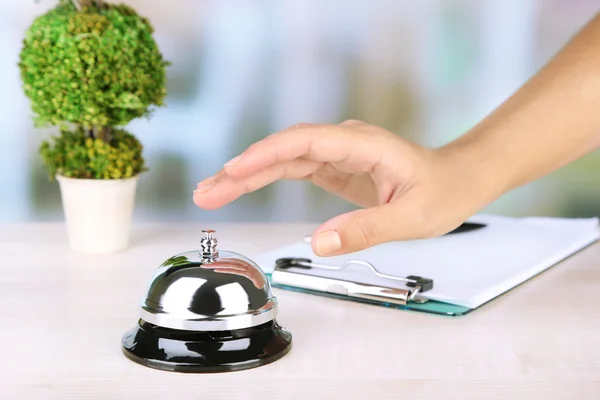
[{"left": 140, "top": 230, "right": 277, "bottom": 331}]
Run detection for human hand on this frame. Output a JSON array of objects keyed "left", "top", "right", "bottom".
[{"left": 193, "top": 120, "right": 501, "bottom": 256}]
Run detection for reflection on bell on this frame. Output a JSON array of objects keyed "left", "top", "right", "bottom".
[{"left": 121, "top": 230, "right": 292, "bottom": 373}]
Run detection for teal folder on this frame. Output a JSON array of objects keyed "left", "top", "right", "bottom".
[
  {"left": 253, "top": 215, "right": 600, "bottom": 317},
  {"left": 265, "top": 272, "right": 472, "bottom": 316}
]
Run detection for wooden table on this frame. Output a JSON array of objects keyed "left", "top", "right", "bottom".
[{"left": 2, "top": 223, "right": 600, "bottom": 400}]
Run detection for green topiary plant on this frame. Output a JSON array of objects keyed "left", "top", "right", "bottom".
[{"left": 19, "top": 0, "right": 169, "bottom": 180}]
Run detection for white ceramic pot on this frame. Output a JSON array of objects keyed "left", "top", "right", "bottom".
[{"left": 56, "top": 174, "right": 139, "bottom": 254}]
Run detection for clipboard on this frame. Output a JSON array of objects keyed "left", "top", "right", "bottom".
[{"left": 254, "top": 215, "right": 600, "bottom": 317}]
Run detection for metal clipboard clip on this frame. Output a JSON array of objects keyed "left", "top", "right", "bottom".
[{"left": 272, "top": 257, "right": 434, "bottom": 306}]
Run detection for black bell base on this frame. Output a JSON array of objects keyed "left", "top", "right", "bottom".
[{"left": 121, "top": 319, "right": 292, "bottom": 373}]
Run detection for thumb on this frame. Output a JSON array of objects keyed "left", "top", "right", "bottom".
[{"left": 311, "top": 203, "right": 422, "bottom": 256}]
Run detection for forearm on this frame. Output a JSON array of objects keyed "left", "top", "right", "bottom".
[{"left": 442, "top": 12, "right": 600, "bottom": 200}]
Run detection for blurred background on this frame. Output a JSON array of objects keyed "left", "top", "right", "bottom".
[{"left": 1, "top": 0, "right": 599, "bottom": 223}]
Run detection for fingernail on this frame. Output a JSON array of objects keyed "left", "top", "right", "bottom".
[
  {"left": 194, "top": 178, "right": 215, "bottom": 193},
  {"left": 224, "top": 155, "right": 241, "bottom": 167},
  {"left": 315, "top": 230, "right": 341, "bottom": 255}
]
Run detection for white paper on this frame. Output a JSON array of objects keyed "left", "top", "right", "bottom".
[{"left": 251, "top": 214, "right": 600, "bottom": 309}]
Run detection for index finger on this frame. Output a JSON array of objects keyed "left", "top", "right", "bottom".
[{"left": 222, "top": 123, "right": 384, "bottom": 179}]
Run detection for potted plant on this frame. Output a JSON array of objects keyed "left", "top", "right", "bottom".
[{"left": 18, "top": 0, "right": 169, "bottom": 254}]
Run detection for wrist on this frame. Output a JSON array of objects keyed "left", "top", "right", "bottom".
[{"left": 434, "top": 129, "right": 515, "bottom": 211}]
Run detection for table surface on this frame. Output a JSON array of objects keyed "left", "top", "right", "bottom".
[{"left": 2, "top": 222, "right": 600, "bottom": 400}]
